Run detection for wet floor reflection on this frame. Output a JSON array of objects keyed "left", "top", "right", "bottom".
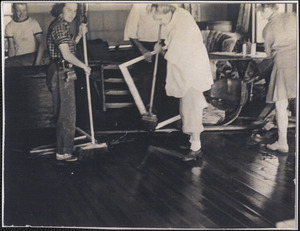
[{"left": 6, "top": 130, "right": 295, "bottom": 228}]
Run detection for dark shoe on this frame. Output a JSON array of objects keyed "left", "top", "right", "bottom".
[
  {"left": 56, "top": 153, "right": 78, "bottom": 162},
  {"left": 182, "top": 149, "right": 203, "bottom": 162}
]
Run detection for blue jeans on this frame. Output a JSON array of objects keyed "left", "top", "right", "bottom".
[{"left": 47, "top": 62, "right": 76, "bottom": 154}]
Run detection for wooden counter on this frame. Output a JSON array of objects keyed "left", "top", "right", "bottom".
[{"left": 4, "top": 66, "right": 55, "bottom": 129}]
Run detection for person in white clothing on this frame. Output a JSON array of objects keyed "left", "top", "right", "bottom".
[
  {"left": 151, "top": 4, "right": 214, "bottom": 161},
  {"left": 258, "top": 4, "right": 296, "bottom": 153},
  {"left": 5, "top": 3, "right": 44, "bottom": 66}
]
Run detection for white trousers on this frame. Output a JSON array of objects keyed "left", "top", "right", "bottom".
[{"left": 180, "top": 88, "right": 207, "bottom": 135}]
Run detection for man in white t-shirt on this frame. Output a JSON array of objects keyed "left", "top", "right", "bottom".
[{"left": 5, "top": 3, "right": 44, "bottom": 66}]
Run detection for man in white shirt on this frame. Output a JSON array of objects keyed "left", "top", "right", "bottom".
[
  {"left": 124, "top": 3, "right": 166, "bottom": 62},
  {"left": 5, "top": 3, "right": 44, "bottom": 66},
  {"left": 124, "top": 3, "right": 177, "bottom": 119}
]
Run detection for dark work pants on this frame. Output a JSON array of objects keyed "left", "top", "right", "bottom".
[
  {"left": 47, "top": 63, "right": 76, "bottom": 154},
  {"left": 131, "top": 42, "right": 156, "bottom": 108},
  {"left": 132, "top": 41, "right": 167, "bottom": 109},
  {"left": 131, "top": 41, "right": 179, "bottom": 120}
]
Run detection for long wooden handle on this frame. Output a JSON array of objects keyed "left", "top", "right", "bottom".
[
  {"left": 149, "top": 24, "right": 162, "bottom": 113},
  {"left": 120, "top": 51, "right": 157, "bottom": 67},
  {"left": 83, "top": 29, "right": 96, "bottom": 144},
  {"left": 156, "top": 115, "right": 181, "bottom": 130},
  {"left": 119, "top": 64, "right": 147, "bottom": 115}
]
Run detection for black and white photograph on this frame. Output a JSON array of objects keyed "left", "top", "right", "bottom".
[{"left": 1, "top": 1, "right": 298, "bottom": 229}]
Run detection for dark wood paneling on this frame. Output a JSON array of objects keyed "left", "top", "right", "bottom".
[{"left": 5, "top": 66, "right": 55, "bottom": 129}]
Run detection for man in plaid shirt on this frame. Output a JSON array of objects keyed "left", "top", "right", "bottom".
[{"left": 46, "top": 3, "right": 90, "bottom": 162}]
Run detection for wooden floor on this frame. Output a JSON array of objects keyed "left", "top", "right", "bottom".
[{"left": 3, "top": 127, "right": 297, "bottom": 229}]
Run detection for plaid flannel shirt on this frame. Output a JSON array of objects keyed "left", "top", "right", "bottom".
[{"left": 47, "top": 15, "right": 76, "bottom": 60}]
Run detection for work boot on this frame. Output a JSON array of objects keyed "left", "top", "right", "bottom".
[
  {"left": 266, "top": 142, "right": 289, "bottom": 153},
  {"left": 56, "top": 153, "right": 78, "bottom": 162},
  {"left": 182, "top": 149, "right": 203, "bottom": 162}
]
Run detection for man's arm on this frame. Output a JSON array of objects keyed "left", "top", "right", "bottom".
[
  {"left": 7, "top": 38, "right": 16, "bottom": 57},
  {"left": 130, "top": 38, "right": 152, "bottom": 62},
  {"left": 34, "top": 33, "right": 44, "bottom": 66}
]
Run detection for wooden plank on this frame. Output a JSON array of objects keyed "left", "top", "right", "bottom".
[
  {"left": 120, "top": 51, "right": 156, "bottom": 67},
  {"left": 156, "top": 115, "right": 181, "bottom": 129},
  {"left": 100, "top": 147, "right": 214, "bottom": 228},
  {"left": 201, "top": 160, "right": 294, "bottom": 224},
  {"left": 93, "top": 124, "right": 261, "bottom": 136},
  {"left": 82, "top": 152, "right": 177, "bottom": 227},
  {"left": 119, "top": 64, "right": 147, "bottom": 115},
  {"left": 143, "top": 132, "right": 295, "bottom": 226},
  {"left": 204, "top": 134, "right": 295, "bottom": 196},
  {"left": 118, "top": 49, "right": 167, "bottom": 115},
  {"left": 4, "top": 128, "right": 295, "bottom": 228},
  {"left": 101, "top": 167, "right": 186, "bottom": 227},
  {"left": 105, "top": 89, "right": 130, "bottom": 95},
  {"left": 147, "top": 148, "right": 284, "bottom": 228},
  {"left": 104, "top": 78, "right": 125, "bottom": 83},
  {"left": 105, "top": 102, "right": 134, "bottom": 108},
  {"left": 141, "top": 150, "right": 250, "bottom": 228},
  {"left": 102, "top": 64, "right": 120, "bottom": 70}
]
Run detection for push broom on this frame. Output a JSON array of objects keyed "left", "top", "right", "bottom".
[
  {"left": 141, "top": 24, "right": 162, "bottom": 131},
  {"left": 78, "top": 3, "right": 107, "bottom": 159}
]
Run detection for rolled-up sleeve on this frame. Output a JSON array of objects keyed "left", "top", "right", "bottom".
[
  {"left": 32, "top": 19, "right": 43, "bottom": 36},
  {"left": 5, "top": 23, "right": 13, "bottom": 38}
]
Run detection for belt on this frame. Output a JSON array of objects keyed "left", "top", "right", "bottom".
[{"left": 51, "top": 58, "right": 73, "bottom": 69}]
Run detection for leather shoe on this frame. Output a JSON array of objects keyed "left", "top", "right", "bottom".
[
  {"left": 182, "top": 149, "right": 203, "bottom": 162},
  {"left": 266, "top": 142, "right": 289, "bottom": 153}
]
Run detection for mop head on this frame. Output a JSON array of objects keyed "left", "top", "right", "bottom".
[
  {"left": 141, "top": 112, "right": 158, "bottom": 131},
  {"left": 78, "top": 142, "right": 108, "bottom": 160}
]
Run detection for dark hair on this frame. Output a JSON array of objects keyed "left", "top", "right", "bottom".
[
  {"left": 50, "top": 3, "right": 82, "bottom": 18},
  {"left": 260, "top": 4, "right": 279, "bottom": 10},
  {"left": 50, "top": 3, "right": 65, "bottom": 17}
]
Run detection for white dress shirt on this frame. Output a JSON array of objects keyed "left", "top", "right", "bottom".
[{"left": 124, "top": 4, "right": 166, "bottom": 42}]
